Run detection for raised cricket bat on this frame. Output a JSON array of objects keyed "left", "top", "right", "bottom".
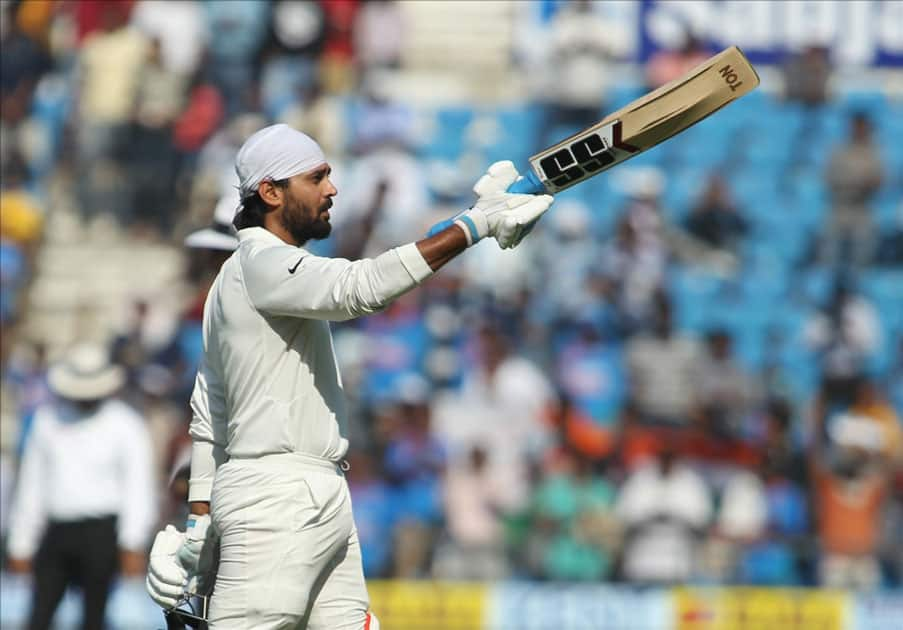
[{"left": 508, "top": 46, "right": 759, "bottom": 194}]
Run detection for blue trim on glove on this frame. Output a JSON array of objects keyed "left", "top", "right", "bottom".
[
  {"left": 456, "top": 215, "right": 481, "bottom": 243},
  {"left": 506, "top": 170, "right": 545, "bottom": 194},
  {"left": 426, "top": 216, "right": 456, "bottom": 238}
]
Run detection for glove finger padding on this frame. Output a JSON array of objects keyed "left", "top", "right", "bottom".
[
  {"left": 495, "top": 195, "right": 554, "bottom": 248},
  {"left": 146, "top": 570, "right": 185, "bottom": 608},
  {"left": 146, "top": 525, "right": 189, "bottom": 609},
  {"left": 472, "top": 161, "right": 519, "bottom": 196}
]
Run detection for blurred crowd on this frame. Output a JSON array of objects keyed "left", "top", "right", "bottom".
[{"left": 2, "top": 1, "right": 902, "bottom": 624}]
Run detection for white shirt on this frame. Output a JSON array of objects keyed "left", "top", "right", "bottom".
[
  {"left": 7, "top": 399, "right": 157, "bottom": 558},
  {"left": 616, "top": 461, "right": 712, "bottom": 582},
  {"left": 188, "top": 227, "right": 433, "bottom": 502},
  {"left": 131, "top": 0, "right": 207, "bottom": 76}
]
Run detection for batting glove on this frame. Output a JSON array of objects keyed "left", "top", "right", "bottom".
[
  {"left": 176, "top": 513, "right": 217, "bottom": 595},
  {"left": 145, "top": 514, "right": 217, "bottom": 610},
  {"left": 428, "top": 161, "right": 554, "bottom": 249},
  {"left": 146, "top": 525, "right": 189, "bottom": 609}
]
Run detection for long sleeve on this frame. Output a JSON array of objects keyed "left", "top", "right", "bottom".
[
  {"left": 188, "top": 354, "right": 229, "bottom": 502},
  {"left": 242, "top": 242, "right": 433, "bottom": 321},
  {"left": 7, "top": 415, "right": 48, "bottom": 559},
  {"left": 117, "top": 408, "right": 157, "bottom": 551}
]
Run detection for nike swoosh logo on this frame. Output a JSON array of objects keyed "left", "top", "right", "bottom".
[{"left": 288, "top": 258, "right": 304, "bottom": 274}]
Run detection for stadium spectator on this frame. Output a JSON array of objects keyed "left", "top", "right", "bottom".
[
  {"left": 128, "top": 37, "right": 186, "bottom": 237},
  {"left": 600, "top": 210, "right": 667, "bottom": 328},
  {"left": 616, "top": 444, "right": 712, "bottom": 584},
  {"left": 625, "top": 292, "right": 702, "bottom": 426},
  {"left": 3, "top": 342, "right": 51, "bottom": 456},
  {"left": 842, "top": 377, "right": 903, "bottom": 464},
  {"left": 353, "top": 0, "right": 405, "bottom": 73},
  {"left": 645, "top": 32, "right": 709, "bottom": 89},
  {"left": 259, "top": 0, "right": 327, "bottom": 121},
  {"left": 111, "top": 299, "right": 179, "bottom": 390},
  {"left": 697, "top": 329, "right": 760, "bottom": 439},
  {"left": 336, "top": 78, "right": 426, "bottom": 257},
  {"left": 820, "top": 112, "right": 884, "bottom": 268},
  {"left": 346, "top": 449, "right": 396, "bottom": 578},
  {"left": 555, "top": 312, "right": 627, "bottom": 435},
  {"left": 433, "top": 324, "right": 555, "bottom": 516},
  {"left": 684, "top": 175, "right": 749, "bottom": 256},
  {"left": 130, "top": 0, "right": 206, "bottom": 78},
  {"left": 0, "top": 2, "right": 51, "bottom": 109},
  {"left": 74, "top": 2, "right": 149, "bottom": 228},
  {"left": 539, "top": 0, "right": 617, "bottom": 146},
  {"left": 6, "top": 344, "right": 156, "bottom": 630},
  {"left": 381, "top": 374, "right": 446, "bottom": 578},
  {"left": 534, "top": 200, "right": 601, "bottom": 324},
  {"left": 320, "top": 0, "right": 360, "bottom": 93},
  {"left": 203, "top": 0, "right": 270, "bottom": 115},
  {"left": 805, "top": 277, "right": 883, "bottom": 410},
  {"left": 810, "top": 407, "right": 892, "bottom": 590},
  {"left": 734, "top": 451, "right": 811, "bottom": 586},
  {"left": 435, "top": 444, "right": 511, "bottom": 580},
  {"left": 523, "top": 449, "right": 619, "bottom": 581},
  {"left": 759, "top": 398, "right": 807, "bottom": 484},
  {"left": 782, "top": 45, "right": 831, "bottom": 107},
  {"left": 705, "top": 465, "right": 768, "bottom": 583}
]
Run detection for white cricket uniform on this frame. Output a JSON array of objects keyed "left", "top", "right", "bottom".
[{"left": 189, "top": 226, "right": 432, "bottom": 628}]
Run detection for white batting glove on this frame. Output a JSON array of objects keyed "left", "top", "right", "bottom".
[
  {"left": 145, "top": 514, "right": 217, "bottom": 610},
  {"left": 146, "top": 525, "right": 189, "bottom": 609},
  {"left": 455, "top": 161, "right": 554, "bottom": 249},
  {"left": 176, "top": 513, "right": 217, "bottom": 595}
]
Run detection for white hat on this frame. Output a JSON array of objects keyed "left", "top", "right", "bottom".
[
  {"left": 48, "top": 344, "right": 125, "bottom": 401},
  {"left": 235, "top": 123, "right": 326, "bottom": 200},
  {"left": 184, "top": 180, "right": 241, "bottom": 251},
  {"left": 829, "top": 412, "right": 884, "bottom": 452}
]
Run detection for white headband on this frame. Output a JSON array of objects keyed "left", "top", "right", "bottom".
[{"left": 235, "top": 124, "right": 326, "bottom": 200}]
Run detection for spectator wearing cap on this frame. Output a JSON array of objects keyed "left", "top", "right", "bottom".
[
  {"left": 809, "top": 390, "right": 894, "bottom": 590},
  {"left": 6, "top": 344, "right": 157, "bottom": 630}
]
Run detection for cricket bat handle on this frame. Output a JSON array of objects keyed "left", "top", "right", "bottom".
[{"left": 506, "top": 170, "right": 546, "bottom": 194}]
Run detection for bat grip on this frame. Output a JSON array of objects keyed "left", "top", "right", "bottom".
[{"left": 506, "top": 170, "right": 545, "bottom": 194}]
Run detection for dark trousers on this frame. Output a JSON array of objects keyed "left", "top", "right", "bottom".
[{"left": 28, "top": 516, "right": 118, "bottom": 630}]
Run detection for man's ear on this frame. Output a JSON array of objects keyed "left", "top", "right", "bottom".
[{"left": 258, "top": 180, "right": 284, "bottom": 208}]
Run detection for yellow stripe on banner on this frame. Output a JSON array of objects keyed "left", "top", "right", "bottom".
[
  {"left": 368, "top": 580, "right": 487, "bottom": 630},
  {"left": 675, "top": 587, "right": 847, "bottom": 630}
]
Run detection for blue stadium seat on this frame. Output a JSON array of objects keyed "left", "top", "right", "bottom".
[
  {"left": 606, "top": 84, "right": 647, "bottom": 111},
  {"left": 668, "top": 267, "right": 725, "bottom": 332},
  {"left": 858, "top": 270, "right": 903, "bottom": 336},
  {"left": 796, "top": 268, "right": 835, "bottom": 306},
  {"left": 838, "top": 91, "right": 888, "bottom": 117}
]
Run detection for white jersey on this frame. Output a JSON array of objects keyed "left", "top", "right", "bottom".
[{"left": 188, "top": 226, "right": 432, "bottom": 502}]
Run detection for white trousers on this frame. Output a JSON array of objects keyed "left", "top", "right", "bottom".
[{"left": 208, "top": 453, "right": 370, "bottom": 629}]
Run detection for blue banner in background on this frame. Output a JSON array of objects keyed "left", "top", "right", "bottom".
[{"left": 637, "top": 0, "right": 903, "bottom": 68}]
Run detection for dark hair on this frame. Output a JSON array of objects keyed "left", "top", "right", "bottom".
[{"left": 233, "top": 179, "right": 288, "bottom": 230}]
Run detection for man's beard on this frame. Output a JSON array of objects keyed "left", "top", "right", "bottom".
[{"left": 281, "top": 197, "right": 332, "bottom": 245}]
